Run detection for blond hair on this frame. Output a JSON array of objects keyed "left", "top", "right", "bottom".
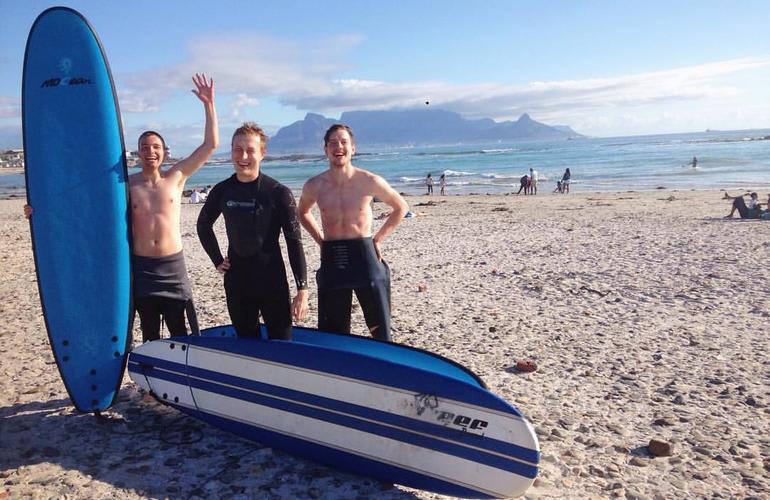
[{"left": 231, "top": 122, "right": 268, "bottom": 153}]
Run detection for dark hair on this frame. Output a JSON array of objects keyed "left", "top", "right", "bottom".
[
  {"left": 138, "top": 130, "right": 166, "bottom": 152},
  {"left": 324, "top": 124, "right": 355, "bottom": 146}
]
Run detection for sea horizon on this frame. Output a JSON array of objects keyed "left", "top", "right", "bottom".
[{"left": 2, "top": 127, "right": 769, "bottom": 199}]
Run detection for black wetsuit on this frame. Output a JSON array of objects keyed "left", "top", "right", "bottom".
[
  {"left": 133, "top": 251, "right": 195, "bottom": 342},
  {"left": 317, "top": 238, "right": 391, "bottom": 341},
  {"left": 197, "top": 173, "right": 307, "bottom": 340}
]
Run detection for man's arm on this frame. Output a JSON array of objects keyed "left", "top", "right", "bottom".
[
  {"left": 196, "top": 186, "right": 225, "bottom": 269},
  {"left": 171, "top": 74, "right": 219, "bottom": 181},
  {"left": 370, "top": 175, "right": 408, "bottom": 256},
  {"left": 297, "top": 180, "right": 324, "bottom": 245},
  {"left": 278, "top": 187, "right": 309, "bottom": 322}
]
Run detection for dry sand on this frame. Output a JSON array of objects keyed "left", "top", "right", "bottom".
[{"left": 1, "top": 190, "right": 769, "bottom": 499}]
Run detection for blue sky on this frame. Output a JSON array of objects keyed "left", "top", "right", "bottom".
[{"left": 1, "top": 0, "right": 769, "bottom": 152}]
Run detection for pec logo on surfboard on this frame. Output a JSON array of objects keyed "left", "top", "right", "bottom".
[{"left": 414, "top": 393, "right": 489, "bottom": 435}]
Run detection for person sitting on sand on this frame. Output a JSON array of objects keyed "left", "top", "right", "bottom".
[
  {"left": 724, "top": 192, "right": 762, "bottom": 219},
  {"left": 553, "top": 180, "right": 563, "bottom": 193}
]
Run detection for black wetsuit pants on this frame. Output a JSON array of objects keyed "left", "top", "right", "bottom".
[
  {"left": 135, "top": 297, "right": 187, "bottom": 342},
  {"left": 133, "top": 252, "right": 194, "bottom": 342},
  {"left": 224, "top": 254, "right": 292, "bottom": 341},
  {"left": 317, "top": 239, "right": 391, "bottom": 342}
]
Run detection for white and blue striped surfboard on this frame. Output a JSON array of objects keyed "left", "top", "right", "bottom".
[{"left": 127, "top": 325, "right": 539, "bottom": 498}]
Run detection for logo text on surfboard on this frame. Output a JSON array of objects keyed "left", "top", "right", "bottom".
[{"left": 41, "top": 77, "right": 93, "bottom": 88}]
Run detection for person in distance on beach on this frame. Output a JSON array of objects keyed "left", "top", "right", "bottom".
[
  {"left": 426, "top": 173, "right": 434, "bottom": 195},
  {"left": 298, "top": 124, "right": 408, "bottom": 341},
  {"left": 439, "top": 173, "right": 446, "bottom": 196},
  {"left": 197, "top": 122, "right": 308, "bottom": 341},
  {"left": 561, "top": 168, "right": 571, "bottom": 194},
  {"left": 516, "top": 174, "right": 529, "bottom": 195},
  {"left": 529, "top": 167, "right": 539, "bottom": 194},
  {"left": 129, "top": 73, "right": 218, "bottom": 342},
  {"left": 724, "top": 192, "right": 762, "bottom": 219}
]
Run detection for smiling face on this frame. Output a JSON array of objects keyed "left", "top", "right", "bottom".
[
  {"left": 324, "top": 127, "right": 355, "bottom": 169},
  {"left": 138, "top": 133, "right": 165, "bottom": 170},
  {"left": 231, "top": 133, "right": 264, "bottom": 182}
]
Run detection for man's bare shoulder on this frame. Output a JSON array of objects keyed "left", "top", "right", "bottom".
[{"left": 128, "top": 171, "right": 146, "bottom": 186}]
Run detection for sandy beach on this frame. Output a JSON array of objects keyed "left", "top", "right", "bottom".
[{"left": 1, "top": 190, "right": 768, "bottom": 499}]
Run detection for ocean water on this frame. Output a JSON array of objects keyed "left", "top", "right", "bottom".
[{"left": 3, "top": 129, "right": 769, "bottom": 198}]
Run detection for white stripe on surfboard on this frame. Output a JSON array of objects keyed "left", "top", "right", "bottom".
[
  {"left": 193, "top": 387, "right": 532, "bottom": 498},
  {"left": 187, "top": 344, "right": 538, "bottom": 452}
]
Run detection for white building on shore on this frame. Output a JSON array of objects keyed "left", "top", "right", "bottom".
[{"left": 0, "top": 149, "right": 25, "bottom": 168}]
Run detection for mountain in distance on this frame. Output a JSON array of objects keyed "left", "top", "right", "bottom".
[{"left": 268, "top": 110, "right": 583, "bottom": 152}]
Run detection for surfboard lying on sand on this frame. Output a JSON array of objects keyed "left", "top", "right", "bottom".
[
  {"left": 22, "top": 7, "right": 132, "bottom": 412},
  {"left": 128, "top": 325, "right": 540, "bottom": 498}
]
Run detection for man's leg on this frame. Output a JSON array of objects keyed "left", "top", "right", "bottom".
[
  {"left": 224, "top": 271, "right": 260, "bottom": 338},
  {"left": 318, "top": 288, "right": 353, "bottom": 334},
  {"left": 134, "top": 296, "right": 162, "bottom": 342},
  {"left": 160, "top": 298, "right": 188, "bottom": 336},
  {"left": 731, "top": 197, "right": 749, "bottom": 218},
  {"left": 260, "top": 288, "right": 293, "bottom": 341},
  {"left": 354, "top": 262, "right": 392, "bottom": 342}
]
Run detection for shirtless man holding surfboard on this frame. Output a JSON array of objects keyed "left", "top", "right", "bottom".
[
  {"left": 128, "top": 73, "right": 218, "bottom": 341},
  {"left": 26, "top": 74, "right": 218, "bottom": 342},
  {"left": 298, "top": 124, "right": 408, "bottom": 341}
]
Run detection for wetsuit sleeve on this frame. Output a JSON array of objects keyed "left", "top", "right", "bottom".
[
  {"left": 278, "top": 187, "right": 308, "bottom": 290},
  {"left": 196, "top": 185, "right": 225, "bottom": 268}
]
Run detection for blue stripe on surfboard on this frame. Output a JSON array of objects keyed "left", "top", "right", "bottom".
[
  {"left": 183, "top": 336, "right": 516, "bottom": 414},
  {"left": 185, "top": 362, "right": 540, "bottom": 467},
  {"left": 128, "top": 352, "right": 539, "bottom": 475},
  {"left": 176, "top": 405, "right": 503, "bottom": 498},
  {"left": 190, "top": 373, "right": 539, "bottom": 479},
  {"left": 200, "top": 324, "right": 486, "bottom": 388}
]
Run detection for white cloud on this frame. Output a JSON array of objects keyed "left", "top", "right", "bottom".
[
  {"left": 113, "top": 29, "right": 770, "bottom": 137},
  {"left": 0, "top": 96, "right": 20, "bottom": 118},
  {"left": 229, "top": 93, "right": 260, "bottom": 120}
]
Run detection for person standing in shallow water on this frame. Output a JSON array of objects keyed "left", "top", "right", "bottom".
[
  {"left": 439, "top": 173, "right": 446, "bottom": 196},
  {"left": 425, "top": 173, "right": 434, "bottom": 195},
  {"left": 298, "top": 124, "right": 408, "bottom": 341},
  {"left": 561, "top": 168, "right": 571, "bottom": 194}
]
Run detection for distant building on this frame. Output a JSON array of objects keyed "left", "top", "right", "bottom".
[{"left": 0, "top": 149, "right": 24, "bottom": 168}]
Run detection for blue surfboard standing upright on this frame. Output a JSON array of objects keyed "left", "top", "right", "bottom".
[{"left": 22, "top": 7, "right": 132, "bottom": 412}]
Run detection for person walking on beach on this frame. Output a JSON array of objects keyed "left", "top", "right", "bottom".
[
  {"left": 425, "top": 173, "right": 434, "bottom": 195},
  {"left": 197, "top": 123, "right": 308, "bottom": 341},
  {"left": 128, "top": 73, "right": 218, "bottom": 342},
  {"left": 298, "top": 124, "right": 408, "bottom": 341},
  {"left": 529, "top": 167, "right": 539, "bottom": 195},
  {"left": 561, "top": 168, "right": 571, "bottom": 194},
  {"left": 439, "top": 173, "right": 446, "bottom": 196},
  {"left": 516, "top": 174, "right": 530, "bottom": 195}
]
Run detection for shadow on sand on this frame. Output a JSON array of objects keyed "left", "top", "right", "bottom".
[{"left": 0, "top": 387, "right": 418, "bottom": 498}]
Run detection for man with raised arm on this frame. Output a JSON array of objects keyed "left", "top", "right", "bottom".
[
  {"left": 298, "top": 124, "right": 408, "bottom": 341},
  {"left": 129, "top": 73, "right": 218, "bottom": 342}
]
